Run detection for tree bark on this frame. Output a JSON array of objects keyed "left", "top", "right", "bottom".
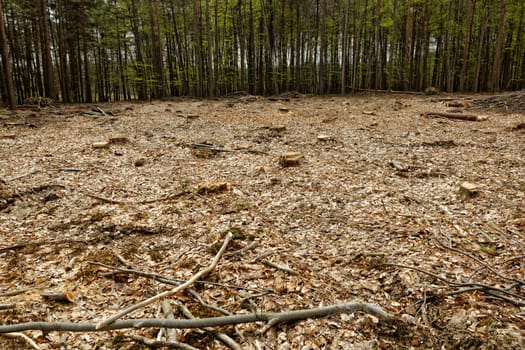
[
  {"left": 490, "top": 0, "right": 507, "bottom": 92},
  {"left": 0, "top": 0, "right": 16, "bottom": 108},
  {"left": 38, "top": 0, "right": 56, "bottom": 100},
  {"left": 459, "top": 0, "right": 475, "bottom": 92}
]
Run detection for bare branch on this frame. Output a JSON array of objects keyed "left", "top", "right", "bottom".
[
  {"left": 127, "top": 334, "right": 199, "bottom": 350},
  {"left": 95, "top": 232, "right": 233, "bottom": 329},
  {"left": 1, "top": 333, "right": 41, "bottom": 350},
  {"left": 0, "top": 301, "right": 393, "bottom": 334},
  {"left": 175, "top": 301, "right": 242, "bottom": 350}
]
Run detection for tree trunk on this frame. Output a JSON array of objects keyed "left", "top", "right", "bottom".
[
  {"left": 490, "top": 0, "right": 506, "bottom": 92},
  {"left": 473, "top": 0, "right": 488, "bottom": 93},
  {"left": 318, "top": 0, "right": 327, "bottom": 94},
  {"left": 0, "top": 0, "right": 16, "bottom": 108},
  {"left": 404, "top": 0, "right": 413, "bottom": 91},
  {"left": 81, "top": 0, "right": 92, "bottom": 102},
  {"left": 340, "top": 0, "right": 349, "bottom": 94},
  {"left": 38, "top": 0, "right": 56, "bottom": 100},
  {"left": 459, "top": 0, "right": 475, "bottom": 92},
  {"left": 194, "top": 0, "right": 204, "bottom": 96},
  {"left": 148, "top": 0, "right": 165, "bottom": 99}
]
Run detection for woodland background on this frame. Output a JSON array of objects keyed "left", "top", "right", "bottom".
[{"left": 0, "top": 0, "right": 525, "bottom": 107}]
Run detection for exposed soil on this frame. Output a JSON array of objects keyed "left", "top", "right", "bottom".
[{"left": 1, "top": 93, "right": 524, "bottom": 349}]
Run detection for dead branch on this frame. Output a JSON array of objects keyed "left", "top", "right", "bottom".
[
  {"left": 190, "top": 143, "right": 269, "bottom": 155},
  {"left": 386, "top": 263, "right": 525, "bottom": 306},
  {"left": 7, "top": 169, "right": 40, "bottom": 181},
  {"left": 96, "top": 232, "right": 234, "bottom": 329},
  {"left": 1, "top": 333, "right": 41, "bottom": 349},
  {"left": 262, "top": 260, "right": 299, "bottom": 276},
  {"left": 0, "top": 301, "right": 393, "bottom": 334},
  {"left": 0, "top": 289, "right": 30, "bottom": 297},
  {"left": 467, "top": 254, "right": 525, "bottom": 283},
  {"left": 226, "top": 241, "right": 258, "bottom": 257},
  {"left": 40, "top": 290, "right": 75, "bottom": 303},
  {"left": 1, "top": 239, "right": 87, "bottom": 253},
  {"left": 187, "top": 289, "right": 231, "bottom": 316},
  {"left": 85, "top": 190, "right": 189, "bottom": 205},
  {"left": 354, "top": 88, "right": 425, "bottom": 95},
  {"left": 0, "top": 304, "right": 14, "bottom": 310},
  {"left": 433, "top": 235, "right": 523, "bottom": 285},
  {"left": 91, "top": 261, "right": 272, "bottom": 293},
  {"left": 161, "top": 300, "right": 179, "bottom": 344},
  {"left": 127, "top": 334, "right": 199, "bottom": 350},
  {"left": 422, "top": 112, "right": 487, "bottom": 121},
  {"left": 175, "top": 301, "right": 242, "bottom": 350}
]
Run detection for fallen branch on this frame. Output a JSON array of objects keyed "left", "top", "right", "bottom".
[
  {"left": 127, "top": 334, "right": 199, "bottom": 350},
  {"left": 226, "top": 241, "right": 258, "bottom": 257},
  {"left": 161, "top": 299, "right": 179, "bottom": 343},
  {"left": 96, "top": 232, "right": 233, "bottom": 329},
  {"left": 0, "top": 289, "right": 30, "bottom": 297},
  {"left": 422, "top": 112, "right": 487, "bottom": 121},
  {"left": 91, "top": 261, "right": 272, "bottom": 293},
  {"left": 175, "top": 301, "right": 241, "bottom": 350},
  {"left": 1, "top": 333, "right": 41, "bottom": 349},
  {"left": 190, "top": 143, "right": 269, "bottom": 155},
  {"left": 262, "top": 260, "right": 299, "bottom": 276},
  {"left": 387, "top": 263, "right": 525, "bottom": 306},
  {"left": 85, "top": 190, "right": 190, "bottom": 205},
  {"left": 187, "top": 289, "right": 231, "bottom": 316},
  {"left": 433, "top": 235, "right": 523, "bottom": 285},
  {"left": 0, "top": 301, "right": 393, "bottom": 334}
]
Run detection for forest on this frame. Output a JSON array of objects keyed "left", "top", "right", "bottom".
[{"left": 0, "top": 0, "right": 524, "bottom": 107}]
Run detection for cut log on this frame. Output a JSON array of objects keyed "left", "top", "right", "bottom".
[
  {"left": 422, "top": 112, "right": 487, "bottom": 122},
  {"left": 92, "top": 141, "right": 110, "bottom": 149},
  {"left": 40, "top": 290, "right": 75, "bottom": 303}
]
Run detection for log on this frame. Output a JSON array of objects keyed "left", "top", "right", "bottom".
[{"left": 422, "top": 112, "right": 487, "bottom": 122}]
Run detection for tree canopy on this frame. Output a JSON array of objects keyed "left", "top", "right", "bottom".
[{"left": 0, "top": 0, "right": 524, "bottom": 104}]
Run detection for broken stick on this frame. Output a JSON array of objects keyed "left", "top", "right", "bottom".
[{"left": 422, "top": 112, "right": 487, "bottom": 121}]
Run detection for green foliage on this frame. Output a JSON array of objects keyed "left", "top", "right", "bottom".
[{"left": 1, "top": 0, "right": 524, "bottom": 104}]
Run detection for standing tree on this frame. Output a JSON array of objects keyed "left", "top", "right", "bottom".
[
  {"left": 38, "top": 0, "right": 56, "bottom": 100},
  {"left": 0, "top": 0, "right": 16, "bottom": 108}
]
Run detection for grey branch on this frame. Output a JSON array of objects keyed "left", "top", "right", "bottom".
[{"left": 0, "top": 301, "right": 393, "bottom": 334}]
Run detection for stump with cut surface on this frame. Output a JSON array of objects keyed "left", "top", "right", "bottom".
[{"left": 279, "top": 152, "right": 303, "bottom": 167}]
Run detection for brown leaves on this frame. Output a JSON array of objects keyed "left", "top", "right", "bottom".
[{"left": 1, "top": 95, "right": 524, "bottom": 348}]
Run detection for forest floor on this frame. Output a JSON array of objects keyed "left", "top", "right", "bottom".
[{"left": 1, "top": 92, "right": 524, "bottom": 349}]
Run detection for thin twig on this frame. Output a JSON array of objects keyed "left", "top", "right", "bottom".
[
  {"left": 386, "top": 263, "right": 524, "bottom": 304},
  {"left": 434, "top": 233, "right": 520, "bottom": 284},
  {"left": 467, "top": 254, "right": 525, "bottom": 284},
  {"left": 96, "top": 232, "right": 233, "bottom": 329}
]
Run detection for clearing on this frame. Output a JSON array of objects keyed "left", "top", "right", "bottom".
[{"left": 1, "top": 92, "right": 524, "bottom": 349}]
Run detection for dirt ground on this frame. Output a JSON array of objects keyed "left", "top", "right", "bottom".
[{"left": 1, "top": 93, "right": 524, "bottom": 349}]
